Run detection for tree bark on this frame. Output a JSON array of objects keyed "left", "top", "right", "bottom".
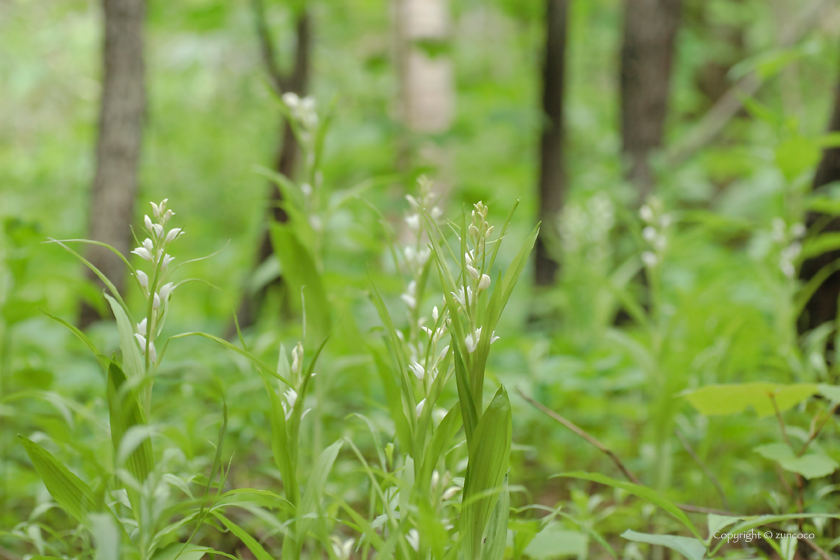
[
  {"left": 800, "top": 48, "right": 840, "bottom": 333},
  {"left": 234, "top": 7, "right": 310, "bottom": 331},
  {"left": 79, "top": 0, "right": 146, "bottom": 328},
  {"left": 534, "top": 0, "right": 569, "bottom": 287},
  {"left": 620, "top": 0, "right": 682, "bottom": 201}
]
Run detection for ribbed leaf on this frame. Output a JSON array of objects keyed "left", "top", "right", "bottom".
[
  {"left": 482, "top": 474, "right": 510, "bottom": 560},
  {"left": 107, "top": 362, "right": 154, "bottom": 518},
  {"left": 19, "top": 436, "right": 98, "bottom": 526},
  {"left": 298, "top": 438, "right": 344, "bottom": 539},
  {"left": 461, "top": 386, "right": 512, "bottom": 560},
  {"left": 213, "top": 513, "right": 274, "bottom": 560}
]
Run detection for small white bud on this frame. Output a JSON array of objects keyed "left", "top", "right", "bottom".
[
  {"left": 469, "top": 223, "right": 480, "bottom": 238},
  {"left": 640, "top": 205, "right": 654, "bottom": 223},
  {"left": 282, "top": 92, "right": 300, "bottom": 108},
  {"left": 153, "top": 293, "right": 161, "bottom": 311},
  {"left": 291, "top": 342, "right": 304, "bottom": 375},
  {"left": 432, "top": 306, "right": 439, "bottom": 322},
  {"left": 143, "top": 238, "right": 154, "bottom": 253},
  {"left": 131, "top": 247, "right": 153, "bottom": 261},
  {"left": 466, "top": 264, "right": 480, "bottom": 280},
  {"left": 136, "top": 318, "right": 147, "bottom": 335},
  {"left": 161, "top": 254, "right": 174, "bottom": 271},
  {"left": 642, "top": 226, "right": 657, "bottom": 242},
  {"left": 164, "top": 228, "right": 183, "bottom": 243},
  {"left": 409, "top": 362, "right": 425, "bottom": 380},
  {"left": 442, "top": 486, "right": 461, "bottom": 500},
  {"left": 158, "top": 282, "right": 175, "bottom": 301},
  {"left": 150, "top": 201, "right": 161, "bottom": 218},
  {"left": 465, "top": 328, "right": 482, "bottom": 354},
  {"left": 415, "top": 399, "right": 426, "bottom": 418},
  {"left": 400, "top": 294, "right": 417, "bottom": 309},
  {"left": 144, "top": 214, "right": 154, "bottom": 231},
  {"left": 405, "top": 213, "right": 420, "bottom": 231},
  {"left": 430, "top": 206, "right": 443, "bottom": 219},
  {"left": 485, "top": 225, "right": 494, "bottom": 238},
  {"left": 135, "top": 270, "right": 149, "bottom": 290},
  {"left": 407, "top": 529, "right": 420, "bottom": 551},
  {"left": 163, "top": 209, "right": 175, "bottom": 221},
  {"left": 431, "top": 470, "right": 440, "bottom": 490},
  {"left": 477, "top": 274, "right": 491, "bottom": 291},
  {"left": 284, "top": 388, "right": 298, "bottom": 408},
  {"left": 301, "top": 183, "right": 312, "bottom": 197},
  {"left": 642, "top": 251, "right": 658, "bottom": 267}
]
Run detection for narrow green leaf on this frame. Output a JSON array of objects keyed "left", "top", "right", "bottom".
[
  {"left": 462, "top": 386, "right": 512, "bottom": 560},
  {"left": 554, "top": 472, "right": 702, "bottom": 540},
  {"left": 19, "top": 436, "right": 98, "bottom": 526},
  {"left": 213, "top": 513, "right": 274, "bottom": 560},
  {"left": 621, "top": 530, "right": 706, "bottom": 560},
  {"left": 482, "top": 474, "right": 510, "bottom": 560},
  {"left": 298, "top": 438, "right": 344, "bottom": 539}
]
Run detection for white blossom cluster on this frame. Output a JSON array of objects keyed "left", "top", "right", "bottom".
[
  {"left": 281, "top": 92, "right": 318, "bottom": 132},
  {"left": 130, "top": 199, "right": 184, "bottom": 365},
  {"left": 771, "top": 217, "right": 806, "bottom": 279},
  {"left": 280, "top": 341, "right": 313, "bottom": 421},
  {"left": 639, "top": 197, "right": 672, "bottom": 268},
  {"left": 559, "top": 192, "right": 615, "bottom": 255}
]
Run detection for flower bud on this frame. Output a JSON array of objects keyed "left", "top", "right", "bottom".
[
  {"left": 164, "top": 228, "right": 183, "bottom": 243},
  {"left": 477, "top": 274, "right": 491, "bottom": 290},
  {"left": 144, "top": 214, "right": 154, "bottom": 231},
  {"left": 136, "top": 270, "right": 149, "bottom": 290}
]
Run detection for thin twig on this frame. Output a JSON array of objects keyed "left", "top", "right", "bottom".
[
  {"left": 516, "top": 387, "right": 643, "bottom": 485},
  {"left": 769, "top": 394, "right": 805, "bottom": 523},
  {"left": 799, "top": 402, "right": 840, "bottom": 457},
  {"left": 517, "top": 388, "right": 737, "bottom": 516},
  {"left": 675, "top": 427, "right": 731, "bottom": 511},
  {"left": 803, "top": 535, "right": 833, "bottom": 560}
]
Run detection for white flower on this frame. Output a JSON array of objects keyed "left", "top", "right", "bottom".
[
  {"left": 152, "top": 292, "right": 161, "bottom": 311},
  {"left": 131, "top": 247, "right": 152, "bottom": 261},
  {"left": 442, "top": 486, "right": 461, "bottom": 500},
  {"left": 791, "top": 223, "right": 806, "bottom": 238},
  {"left": 405, "top": 213, "right": 420, "bottom": 231},
  {"left": 490, "top": 332, "right": 500, "bottom": 344},
  {"left": 409, "top": 362, "right": 425, "bottom": 380},
  {"left": 466, "top": 264, "right": 480, "bottom": 280},
  {"left": 640, "top": 205, "right": 654, "bottom": 223},
  {"left": 164, "top": 228, "right": 183, "bottom": 243},
  {"left": 642, "top": 226, "right": 657, "bottom": 242},
  {"left": 143, "top": 238, "right": 154, "bottom": 253},
  {"left": 136, "top": 318, "right": 147, "bottom": 335},
  {"left": 415, "top": 399, "right": 426, "bottom": 418},
  {"left": 136, "top": 270, "right": 148, "bottom": 291},
  {"left": 400, "top": 294, "right": 417, "bottom": 309},
  {"left": 158, "top": 282, "right": 175, "bottom": 301},
  {"left": 485, "top": 225, "right": 494, "bottom": 238},
  {"left": 432, "top": 306, "right": 439, "bottom": 322},
  {"left": 430, "top": 206, "right": 443, "bottom": 220},
  {"left": 465, "top": 328, "right": 482, "bottom": 353},
  {"left": 152, "top": 223, "right": 164, "bottom": 238},
  {"left": 291, "top": 342, "right": 304, "bottom": 375},
  {"left": 416, "top": 247, "right": 431, "bottom": 266},
  {"left": 431, "top": 470, "right": 440, "bottom": 490},
  {"left": 163, "top": 209, "right": 174, "bottom": 222},
  {"left": 407, "top": 529, "right": 420, "bottom": 551},
  {"left": 284, "top": 388, "right": 298, "bottom": 408},
  {"left": 134, "top": 333, "right": 157, "bottom": 363},
  {"left": 464, "top": 251, "right": 474, "bottom": 266},
  {"left": 421, "top": 326, "right": 433, "bottom": 337},
  {"left": 469, "top": 223, "right": 480, "bottom": 238},
  {"left": 150, "top": 201, "right": 161, "bottom": 218},
  {"left": 438, "top": 345, "right": 449, "bottom": 361},
  {"left": 478, "top": 274, "right": 491, "bottom": 291},
  {"left": 331, "top": 538, "right": 354, "bottom": 560},
  {"left": 144, "top": 214, "right": 154, "bottom": 231},
  {"left": 451, "top": 286, "right": 472, "bottom": 307},
  {"left": 301, "top": 183, "right": 312, "bottom": 197},
  {"left": 641, "top": 251, "right": 658, "bottom": 267},
  {"left": 161, "top": 254, "right": 174, "bottom": 271},
  {"left": 282, "top": 92, "right": 300, "bottom": 108},
  {"left": 405, "top": 194, "right": 420, "bottom": 209}
]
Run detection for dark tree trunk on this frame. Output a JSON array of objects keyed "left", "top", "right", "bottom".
[
  {"left": 534, "top": 0, "right": 569, "bottom": 287},
  {"left": 800, "top": 51, "right": 840, "bottom": 333},
  {"left": 79, "top": 0, "right": 146, "bottom": 328},
  {"left": 234, "top": 8, "right": 311, "bottom": 331},
  {"left": 620, "top": 0, "right": 682, "bottom": 200}
]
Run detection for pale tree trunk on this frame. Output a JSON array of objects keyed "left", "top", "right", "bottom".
[
  {"left": 800, "top": 43, "right": 840, "bottom": 333},
  {"left": 620, "top": 0, "right": 682, "bottom": 201},
  {"left": 534, "top": 0, "right": 569, "bottom": 287},
  {"left": 79, "top": 0, "right": 146, "bottom": 328},
  {"left": 394, "top": 0, "right": 455, "bottom": 203},
  {"left": 232, "top": 4, "right": 310, "bottom": 332}
]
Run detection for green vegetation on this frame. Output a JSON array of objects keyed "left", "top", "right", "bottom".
[{"left": 3, "top": 1, "right": 840, "bottom": 560}]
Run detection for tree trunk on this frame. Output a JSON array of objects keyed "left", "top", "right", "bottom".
[
  {"left": 79, "top": 0, "right": 146, "bottom": 328},
  {"left": 234, "top": 8, "right": 310, "bottom": 331},
  {"left": 534, "top": 0, "right": 569, "bottom": 287},
  {"left": 620, "top": 0, "right": 682, "bottom": 200},
  {"left": 800, "top": 48, "right": 840, "bottom": 333}
]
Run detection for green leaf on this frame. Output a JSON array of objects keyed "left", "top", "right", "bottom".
[
  {"left": 270, "top": 222, "right": 331, "bottom": 343},
  {"left": 151, "top": 543, "right": 213, "bottom": 560},
  {"left": 801, "top": 233, "right": 840, "bottom": 260},
  {"left": 104, "top": 294, "right": 147, "bottom": 408},
  {"left": 419, "top": 403, "right": 462, "bottom": 489},
  {"left": 462, "top": 386, "right": 512, "bottom": 560},
  {"left": 214, "top": 512, "right": 274, "bottom": 560},
  {"left": 90, "top": 513, "right": 120, "bottom": 560},
  {"left": 107, "top": 362, "right": 154, "bottom": 518},
  {"left": 681, "top": 383, "right": 819, "bottom": 417},
  {"left": 523, "top": 525, "right": 587, "bottom": 560},
  {"left": 298, "top": 438, "right": 344, "bottom": 539},
  {"left": 818, "top": 384, "right": 840, "bottom": 402},
  {"left": 621, "top": 530, "right": 706, "bottom": 560},
  {"left": 482, "top": 474, "right": 510, "bottom": 560},
  {"left": 19, "top": 436, "right": 98, "bottom": 526},
  {"left": 706, "top": 514, "right": 743, "bottom": 539},
  {"left": 754, "top": 443, "right": 838, "bottom": 479},
  {"left": 554, "top": 472, "right": 702, "bottom": 540}
]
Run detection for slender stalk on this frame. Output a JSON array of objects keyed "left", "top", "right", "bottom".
[{"left": 675, "top": 428, "right": 731, "bottom": 511}]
